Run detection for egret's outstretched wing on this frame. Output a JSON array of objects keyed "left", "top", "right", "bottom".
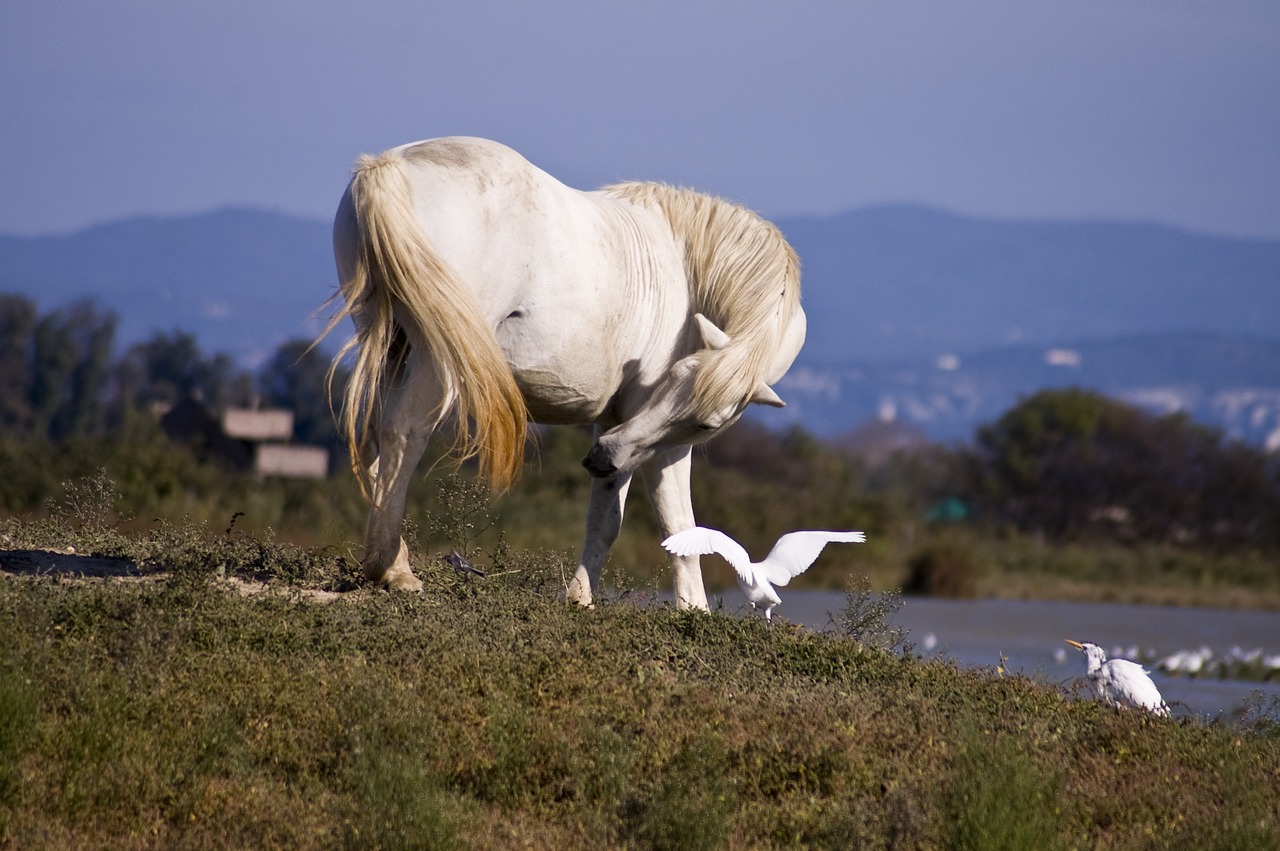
[
  {"left": 662, "top": 527, "right": 753, "bottom": 583},
  {"left": 761, "top": 531, "right": 865, "bottom": 586}
]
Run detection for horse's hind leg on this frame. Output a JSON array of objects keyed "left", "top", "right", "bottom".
[
  {"left": 640, "top": 447, "right": 709, "bottom": 611},
  {"left": 363, "top": 355, "right": 445, "bottom": 591}
]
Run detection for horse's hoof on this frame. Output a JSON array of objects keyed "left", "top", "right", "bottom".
[
  {"left": 565, "top": 580, "right": 594, "bottom": 608},
  {"left": 382, "top": 570, "right": 424, "bottom": 593}
]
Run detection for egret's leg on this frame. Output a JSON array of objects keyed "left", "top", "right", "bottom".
[
  {"left": 363, "top": 356, "right": 444, "bottom": 592},
  {"left": 640, "top": 447, "right": 709, "bottom": 611},
  {"left": 568, "top": 471, "right": 634, "bottom": 606}
]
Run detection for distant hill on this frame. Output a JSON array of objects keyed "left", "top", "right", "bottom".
[
  {"left": 0, "top": 209, "right": 336, "bottom": 367},
  {"left": 774, "top": 205, "right": 1280, "bottom": 363},
  {"left": 766, "top": 206, "right": 1280, "bottom": 445},
  {"left": 2, "top": 206, "right": 1278, "bottom": 444}
]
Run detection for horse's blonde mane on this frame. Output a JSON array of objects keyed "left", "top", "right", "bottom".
[{"left": 603, "top": 182, "right": 801, "bottom": 418}]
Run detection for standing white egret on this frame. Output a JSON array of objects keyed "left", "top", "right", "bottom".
[
  {"left": 1065, "top": 639, "right": 1170, "bottom": 717},
  {"left": 662, "top": 526, "right": 866, "bottom": 622}
]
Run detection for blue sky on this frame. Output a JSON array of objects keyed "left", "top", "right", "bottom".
[{"left": 3, "top": 1, "right": 1278, "bottom": 239}]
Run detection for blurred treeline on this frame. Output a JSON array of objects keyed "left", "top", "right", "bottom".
[
  {"left": 0, "top": 295, "right": 339, "bottom": 448},
  {"left": 3, "top": 294, "right": 1280, "bottom": 594}
]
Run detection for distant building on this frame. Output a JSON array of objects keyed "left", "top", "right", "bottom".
[
  {"left": 836, "top": 416, "right": 932, "bottom": 467},
  {"left": 935, "top": 353, "right": 961, "bottom": 371},
  {"left": 159, "top": 397, "right": 253, "bottom": 471},
  {"left": 222, "top": 408, "right": 294, "bottom": 442},
  {"left": 1044, "top": 348, "right": 1082, "bottom": 367},
  {"left": 161, "top": 398, "right": 329, "bottom": 479}
]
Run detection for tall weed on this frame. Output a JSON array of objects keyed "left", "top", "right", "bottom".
[{"left": 838, "top": 575, "right": 909, "bottom": 653}]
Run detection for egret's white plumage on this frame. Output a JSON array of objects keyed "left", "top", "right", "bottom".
[
  {"left": 1065, "top": 639, "right": 1170, "bottom": 717},
  {"left": 662, "top": 526, "right": 865, "bottom": 621}
]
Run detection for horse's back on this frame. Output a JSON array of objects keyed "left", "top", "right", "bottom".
[
  {"left": 366, "top": 138, "right": 618, "bottom": 309},
  {"left": 335, "top": 137, "right": 689, "bottom": 425},
  {"left": 396, "top": 136, "right": 540, "bottom": 182}
]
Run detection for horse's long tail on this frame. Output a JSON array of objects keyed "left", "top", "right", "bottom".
[{"left": 325, "top": 148, "right": 527, "bottom": 494}]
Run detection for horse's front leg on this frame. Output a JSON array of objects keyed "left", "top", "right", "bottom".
[
  {"left": 363, "top": 359, "right": 443, "bottom": 592},
  {"left": 640, "top": 446, "right": 709, "bottom": 611},
  {"left": 568, "top": 471, "right": 634, "bottom": 606}
]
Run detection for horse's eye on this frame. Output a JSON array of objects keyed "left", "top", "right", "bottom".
[{"left": 697, "top": 423, "right": 717, "bottom": 431}]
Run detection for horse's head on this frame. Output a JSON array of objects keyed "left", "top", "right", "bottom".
[{"left": 582, "top": 314, "right": 786, "bottom": 478}]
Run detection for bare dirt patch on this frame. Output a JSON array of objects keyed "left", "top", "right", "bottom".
[
  {"left": 0, "top": 548, "right": 342, "bottom": 603},
  {"left": 0, "top": 548, "right": 156, "bottom": 580}
]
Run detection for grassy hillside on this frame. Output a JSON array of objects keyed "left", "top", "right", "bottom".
[{"left": 1, "top": 513, "right": 1278, "bottom": 848}]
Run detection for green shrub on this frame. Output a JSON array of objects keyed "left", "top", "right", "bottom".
[
  {"left": 622, "top": 736, "right": 733, "bottom": 851},
  {"left": 944, "top": 729, "right": 1064, "bottom": 850}
]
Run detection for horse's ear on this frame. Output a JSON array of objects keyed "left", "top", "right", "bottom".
[
  {"left": 693, "top": 313, "right": 732, "bottom": 350},
  {"left": 751, "top": 383, "right": 785, "bottom": 408}
]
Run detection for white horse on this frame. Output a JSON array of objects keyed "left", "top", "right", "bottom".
[{"left": 324, "top": 137, "right": 805, "bottom": 608}]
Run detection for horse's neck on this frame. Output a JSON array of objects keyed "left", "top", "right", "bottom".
[{"left": 599, "top": 196, "right": 695, "bottom": 339}]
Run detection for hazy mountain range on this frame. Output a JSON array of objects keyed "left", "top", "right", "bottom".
[
  {"left": 2, "top": 206, "right": 1277, "bottom": 447},
  {"left": 770, "top": 334, "right": 1280, "bottom": 449},
  {"left": 0, "top": 210, "right": 336, "bottom": 368}
]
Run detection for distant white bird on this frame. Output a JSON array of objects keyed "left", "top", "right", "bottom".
[
  {"left": 662, "top": 526, "right": 866, "bottom": 622},
  {"left": 1065, "top": 639, "right": 1170, "bottom": 717}
]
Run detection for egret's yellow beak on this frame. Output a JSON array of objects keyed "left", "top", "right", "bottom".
[{"left": 1065, "top": 639, "right": 1085, "bottom": 650}]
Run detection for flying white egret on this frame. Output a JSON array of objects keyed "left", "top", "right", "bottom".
[
  {"left": 1065, "top": 639, "right": 1170, "bottom": 717},
  {"left": 662, "top": 526, "right": 866, "bottom": 622}
]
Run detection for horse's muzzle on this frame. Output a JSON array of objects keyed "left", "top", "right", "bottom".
[{"left": 581, "top": 445, "right": 618, "bottom": 478}]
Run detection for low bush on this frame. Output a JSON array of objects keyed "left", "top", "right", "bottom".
[{"left": 903, "top": 542, "right": 979, "bottom": 599}]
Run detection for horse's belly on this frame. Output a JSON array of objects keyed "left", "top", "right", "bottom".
[
  {"left": 515, "top": 370, "right": 606, "bottom": 424},
  {"left": 497, "top": 300, "right": 627, "bottom": 425}
]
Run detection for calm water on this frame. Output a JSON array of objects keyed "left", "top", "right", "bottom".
[{"left": 712, "top": 589, "right": 1280, "bottom": 719}]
